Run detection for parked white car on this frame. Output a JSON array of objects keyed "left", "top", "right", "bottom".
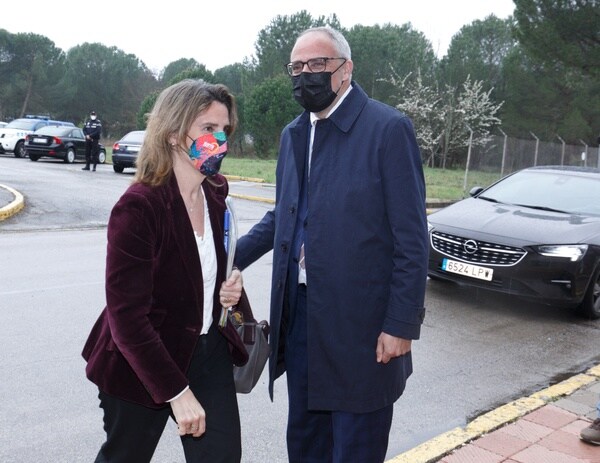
[{"left": 0, "top": 116, "right": 74, "bottom": 158}]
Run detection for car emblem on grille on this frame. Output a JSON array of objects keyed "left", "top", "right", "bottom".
[{"left": 463, "top": 239, "right": 478, "bottom": 254}]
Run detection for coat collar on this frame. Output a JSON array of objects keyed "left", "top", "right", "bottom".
[{"left": 326, "top": 81, "right": 368, "bottom": 133}]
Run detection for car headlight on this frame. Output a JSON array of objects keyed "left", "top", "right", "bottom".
[
  {"left": 427, "top": 221, "right": 434, "bottom": 233},
  {"left": 536, "top": 244, "right": 588, "bottom": 262}
]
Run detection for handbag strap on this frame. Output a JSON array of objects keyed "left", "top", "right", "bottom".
[{"left": 233, "top": 288, "right": 256, "bottom": 324}]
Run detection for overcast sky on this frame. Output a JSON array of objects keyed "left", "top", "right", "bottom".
[{"left": 8, "top": 0, "right": 516, "bottom": 74}]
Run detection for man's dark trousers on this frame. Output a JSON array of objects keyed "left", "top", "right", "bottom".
[
  {"left": 85, "top": 139, "right": 99, "bottom": 169},
  {"left": 285, "top": 284, "right": 394, "bottom": 463}
]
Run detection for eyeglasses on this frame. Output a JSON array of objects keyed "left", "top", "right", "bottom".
[{"left": 285, "top": 57, "right": 346, "bottom": 76}]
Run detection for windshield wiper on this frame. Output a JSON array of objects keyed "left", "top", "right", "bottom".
[
  {"left": 477, "top": 195, "right": 500, "bottom": 203},
  {"left": 512, "top": 204, "right": 569, "bottom": 214}
]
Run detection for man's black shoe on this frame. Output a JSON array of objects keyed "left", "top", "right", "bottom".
[{"left": 82, "top": 166, "right": 90, "bottom": 171}]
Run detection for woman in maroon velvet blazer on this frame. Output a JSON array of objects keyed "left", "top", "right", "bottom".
[{"left": 82, "top": 80, "right": 247, "bottom": 462}]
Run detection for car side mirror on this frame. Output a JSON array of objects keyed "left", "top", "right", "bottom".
[{"left": 469, "top": 186, "right": 484, "bottom": 197}]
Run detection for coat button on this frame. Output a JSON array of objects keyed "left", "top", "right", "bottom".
[
  {"left": 281, "top": 244, "right": 288, "bottom": 252},
  {"left": 289, "top": 206, "right": 296, "bottom": 214}
]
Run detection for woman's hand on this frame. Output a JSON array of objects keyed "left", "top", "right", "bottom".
[
  {"left": 170, "top": 389, "right": 206, "bottom": 437},
  {"left": 219, "top": 268, "right": 243, "bottom": 307}
]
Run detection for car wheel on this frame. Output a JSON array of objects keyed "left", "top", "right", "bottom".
[
  {"left": 113, "top": 164, "right": 124, "bottom": 173},
  {"left": 578, "top": 266, "right": 600, "bottom": 319},
  {"left": 14, "top": 141, "right": 26, "bottom": 158},
  {"left": 65, "top": 148, "right": 76, "bottom": 163},
  {"left": 29, "top": 155, "right": 40, "bottom": 161},
  {"left": 98, "top": 150, "right": 106, "bottom": 164}
]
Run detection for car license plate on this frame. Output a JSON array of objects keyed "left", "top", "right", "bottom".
[
  {"left": 442, "top": 258, "right": 493, "bottom": 281},
  {"left": 33, "top": 138, "right": 46, "bottom": 143}
]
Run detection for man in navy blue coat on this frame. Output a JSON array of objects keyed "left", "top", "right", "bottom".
[{"left": 235, "top": 26, "right": 428, "bottom": 462}]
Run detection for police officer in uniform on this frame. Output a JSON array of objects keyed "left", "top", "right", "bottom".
[{"left": 83, "top": 111, "right": 102, "bottom": 171}]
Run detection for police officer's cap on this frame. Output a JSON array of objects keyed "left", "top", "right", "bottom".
[{"left": 90, "top": 111, "right": 96, "bottom": 115}]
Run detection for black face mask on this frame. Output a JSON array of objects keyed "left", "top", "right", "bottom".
[{"left": 292, "top": 72, "right": 338, "bottom": 113}]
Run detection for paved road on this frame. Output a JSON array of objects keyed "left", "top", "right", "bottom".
[{"left": 1, "top": 156, "right": 599, "bottom": 462}]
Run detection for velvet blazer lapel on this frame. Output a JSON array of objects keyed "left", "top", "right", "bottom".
[{"left": 168, "top": 174, "right": 228, "bottom": 320}]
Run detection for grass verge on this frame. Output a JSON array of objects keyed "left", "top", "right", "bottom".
[
  {"left": 224, "top": 157, "right": 503, "bottom": 201},
  {"left": 105, "top": 148, "right": 502, "bottom": 201}
]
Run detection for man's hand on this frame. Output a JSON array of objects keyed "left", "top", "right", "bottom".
[
  {"left": 376, "top": 333, "right": 412, "bottom": 364},
  {"left": 170, "top": 389, "right": 206, "bottom": 437}
]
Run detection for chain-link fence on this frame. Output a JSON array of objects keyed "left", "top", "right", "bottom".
[{"left": 468, "top": 134, "right": 600, "bottom": 176}]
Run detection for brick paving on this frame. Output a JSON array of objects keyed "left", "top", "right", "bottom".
[
  {"left": 389, "top": 370, "right": 600, "bottom": 463},
  {"left": 437, "top": 382, "right": 600, "bottom": 463}
]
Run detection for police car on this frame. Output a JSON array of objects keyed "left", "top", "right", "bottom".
[{"left": 0, "top": 115, "right": 74, "bottom": 158}]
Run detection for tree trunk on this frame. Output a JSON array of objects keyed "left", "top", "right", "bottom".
[{"left": 20, "top": 65, "right": 34, "bottom": 117}]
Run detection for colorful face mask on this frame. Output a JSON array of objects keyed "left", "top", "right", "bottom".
[{"left": 188, "top": 131, "right": 228, "bottom": 176}]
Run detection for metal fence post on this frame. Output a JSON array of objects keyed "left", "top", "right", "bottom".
[
  {"left": 498, "top": 128, "right": 507, "bottom": 177},
  {"left": 580, "top": 139, "right": 588, "bottom": 167},
  {"left": 530, "top": 132, "right": 539, "bottom": 166},
  {"left": 556, "top": 135, "right": 565, "bottom": 166},
  {"left": 463, "top": 125, "right": 473, "bottom": 196}
]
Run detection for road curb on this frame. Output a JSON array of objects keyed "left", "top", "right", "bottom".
[
  {"left": 386, "top": 364, "right": 600, "bottom": 463},
  {"left": 229, "top": 192, "right": 275, "bottom": 204},
  {"left": 0, "top": 183, "right": 24, "bottom": 221},
  {"left": 225, "top": 174, "right": 266, "bottom": 183}
]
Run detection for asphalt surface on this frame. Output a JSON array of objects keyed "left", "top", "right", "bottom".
[{"left": 1, "top": 180, "right": 598, "bottom": 463}]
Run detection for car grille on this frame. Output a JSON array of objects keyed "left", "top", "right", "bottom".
[{"left": 431, "top": 231, "right": 527, "bottom": 266}]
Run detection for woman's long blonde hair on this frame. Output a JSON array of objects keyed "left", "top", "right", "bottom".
[{"left": 135, "top": 79, "right": 238, "bottom": 186}]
